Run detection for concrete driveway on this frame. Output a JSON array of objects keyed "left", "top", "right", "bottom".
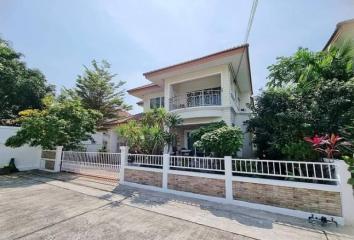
[{"left": 0, "top": 171, "right": 353, "bottom": 240}]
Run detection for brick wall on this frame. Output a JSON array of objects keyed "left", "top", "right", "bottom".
[
  {"left": 168, "top": 174, "right": 225, "bottom": 197},
  {"left": 124, "top": 168, "right": 162, "bottom": 187},
  {"left": 233, "top": 181, "right": 342, "bottom": 216}
]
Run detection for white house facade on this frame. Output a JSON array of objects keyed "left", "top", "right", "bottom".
[{"left": 128, "top": 44, "right": 254, "bottom": 157}]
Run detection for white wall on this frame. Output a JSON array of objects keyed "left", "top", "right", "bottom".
[{"left": 0, "top": 126, "right": 41, "bottom": 171}]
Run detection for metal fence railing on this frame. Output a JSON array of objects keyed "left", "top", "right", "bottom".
[
  {"left": 127, "top": 154, "right": 163, "bottom": 167},
  {"left": 169, "top": 90, "right": 221, "bottom": 110},
  {"left": 62, "top": 151, "right": 121, "bottom": 171},
  {"left": 232, "top": 159, "right": 338, "bottom": 182},
  {"left": 170, "top": 155, "right": 225, "bottom": 173}
]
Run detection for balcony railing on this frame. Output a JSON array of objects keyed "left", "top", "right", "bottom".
[{"left": 169, "top": 89, "right": 221, "bottom": 110}]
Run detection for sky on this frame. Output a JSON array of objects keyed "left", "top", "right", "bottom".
[{"left": 1, "top": 0, "right": 353, "bottom": 114}]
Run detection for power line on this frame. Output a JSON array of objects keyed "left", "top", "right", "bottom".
[
  {"left": 234, "top": 0, "right": 258, "bottom": 82},
  {"left": 244, "top": 0, "right": 258, "bottom": 44}
]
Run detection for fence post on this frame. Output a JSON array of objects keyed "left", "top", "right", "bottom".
[
  {"left": 120, "top": 146, "right": 129, "bottom": 184},
  {"left": 163, "top": 153, "right": 170, "bottom": 190},
  {"left": 336, "top": 159, "right": 354, "bottom": 225},
  {"left": 54, "top": 146, "right": 63, "bottom": 172},
  {"left": 224, "top": 156, "right": 233, "bottom": 202}
]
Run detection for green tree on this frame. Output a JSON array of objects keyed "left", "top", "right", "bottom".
[
  {"left": 193, "top": 126, "right": 243, "bottom": 157},
  {"left": 67, "top": 60, "right": 130, "bottom": 124},
  {"left": 248, "top": 43, "right": 354, "bottom": 160},
  {"left": 0, "top": 38, "right": 54, "bottom": 121},
  {"left": 5, "top": 96, "right": 102, "bottom": 150}
]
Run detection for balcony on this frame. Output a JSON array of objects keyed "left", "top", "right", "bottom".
[{"left": 169, "top": 89, "right": 221, "bottom": 111}]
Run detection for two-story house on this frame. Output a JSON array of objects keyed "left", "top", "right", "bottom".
[
  {"left": 323, "top": 18, "right": 354, "bottom": 50},
  {"left": 128, "top": 44, "right": 254, "bottom": 157}
]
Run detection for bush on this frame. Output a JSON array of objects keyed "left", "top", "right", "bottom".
[
  {"left": 190, "top": 121, "right": 226, "bottom": 143},
  {"left": 194, "top": 126, "right": 243, "bottom": 157},
  {"left": 281, "top": 141, "right": 319, "bottom": 161}
]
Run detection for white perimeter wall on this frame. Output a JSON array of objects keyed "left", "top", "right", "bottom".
[{"left": 0, "top": 126, "right": 41, "bottom": 171}]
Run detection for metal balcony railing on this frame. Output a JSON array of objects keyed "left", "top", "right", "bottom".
[{"left": 169, "top": 90, "right": 221, "bottom": 110}]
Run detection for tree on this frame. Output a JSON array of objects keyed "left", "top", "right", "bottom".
[
  {"left": 116, "top": 108, "right": 182, "bottom": 154},
  {"left": 0, "top": 38, "right": 54, "bottom": 121},
  {"left": 247, "top": 43, "right": 354, "bottom": 160},
  {"left": 66, "top": 60, "right": 130, "bottom": 124},
  {"left": 5, "top": 96, "right": 102, "bottom": 150},
  {"left": 193, "top": 126, "right": 243, "bottom": 157}
]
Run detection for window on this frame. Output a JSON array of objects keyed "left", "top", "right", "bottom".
[{"left": 150, "top": 97, "right": 164, "bottom": 109}]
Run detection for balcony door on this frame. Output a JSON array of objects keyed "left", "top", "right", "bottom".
[{"left": 186, "top": 87, "right": 221, "bottom": 107}]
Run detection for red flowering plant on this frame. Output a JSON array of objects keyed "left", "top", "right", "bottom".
[{"left": 304, "top": 134, "right": 351, "bottom": 159}]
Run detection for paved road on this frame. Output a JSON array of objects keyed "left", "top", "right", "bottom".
[{"left": 0, "top": 172, "right": 353, "bottom": 240}]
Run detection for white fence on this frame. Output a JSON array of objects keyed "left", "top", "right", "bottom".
[
  {"left": 127, "top": 154, "right": 163, "bottom": 167},
  {"left": 120, "top": 149, "right": 354, "bottom": 225},
  {"left": 170, "top": 155, "right": 225, "bottom": 173},
  {"left": 125, "top": 153, "right": 339, "bottom": 183},
  {"left": 61, "top": 151, "right": 121, "bottom": 179},
  {"left": 232, "top": 159, "right": 338, "bottom": 182}
]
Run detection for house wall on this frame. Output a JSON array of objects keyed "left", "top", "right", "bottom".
[{"left": 0, "top": 126, "right": 41, "bottom": 171}]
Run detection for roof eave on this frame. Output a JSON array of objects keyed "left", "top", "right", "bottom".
[{"left": 143, "top": 44, "right": 249, "bottom": 79}]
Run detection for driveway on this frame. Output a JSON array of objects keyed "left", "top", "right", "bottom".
[{"left": 0, "top": 171, "right": 353, "bottom": 240}]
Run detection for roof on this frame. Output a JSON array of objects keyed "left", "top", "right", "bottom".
[
  {"left": 143, "top": 44, "right": 248, "bottom": 78},
  {"left": 323, "top": 18, "right": 354, "bottom": 50},
  {"left": 127, "top": 83, "right": 160, "bottom": 94}
]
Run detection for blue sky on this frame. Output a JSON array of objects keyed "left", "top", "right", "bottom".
[{"left": 1, "top": 0, "right": 353, "bottom": 113}]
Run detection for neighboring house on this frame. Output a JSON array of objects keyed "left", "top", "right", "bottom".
[
  {"left": 81, "top": 110, "right": 134, "bottom": 153},
  {"left": 128, "top": 44, "right": 254, "bottom": 157},
  {"left": 324, "top": 18, "right": 354, "bottom": 50}
]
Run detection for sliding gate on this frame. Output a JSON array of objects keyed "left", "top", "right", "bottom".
[{"left": 61, "top": 151, "right": 121, "bottom": 180}]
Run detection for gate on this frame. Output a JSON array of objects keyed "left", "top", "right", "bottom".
[{"left": 61, "top": 151, "right": 121, "bottom": 180}]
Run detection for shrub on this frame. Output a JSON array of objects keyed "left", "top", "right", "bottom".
[
  {"left": 194, "top": 126, "right": 243, "bottom": 157},
  {"left": 281, "top": 141, "right": 319, "bottom": 161}
]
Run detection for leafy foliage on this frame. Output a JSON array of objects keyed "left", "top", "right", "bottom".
[
  {"left": 63, "top": 60, "right": 130, "bottom": 124},
  {"left": 193, "top": 126, "right": 243, "bottom": 157},
  {"left": 281, "top": 141, "right": 319, "bottom": 161},
  {"left": 5, "top": 96, "right": 102, "bottom": 150},
  {"left": 116, "top": 108, "right": 182, "bottom": 154},
  {"left": 0, "top": 38, "right": 54, "bottom": 121},
  {"left": 247, "top": 43, "right": 354, "bottom": 160},
  {"left": 190, "top": 121, "right": 226, "bottom": 143},
  {"left": 304, "top": 134, "right": 351, "bottom": 159}
]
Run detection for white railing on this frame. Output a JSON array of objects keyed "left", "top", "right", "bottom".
[
  {"left": 170, "top": 155, "right": 225, "bottom": 173},
  {"left": 127, "top": 154, "right": 163, "bottom": 167},
  {"left": 169, "top": 89, "right": 221, "bottom": 110},
  {"left": 62, "top": 151, "right": 121, "bottom": 171},
  {"left": 232, "top": 159, "right": 339, "bottom": 182}
]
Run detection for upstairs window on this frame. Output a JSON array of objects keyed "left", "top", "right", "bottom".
[{"left": 150, "top": 97, "right": 164, "bottom": 109}]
